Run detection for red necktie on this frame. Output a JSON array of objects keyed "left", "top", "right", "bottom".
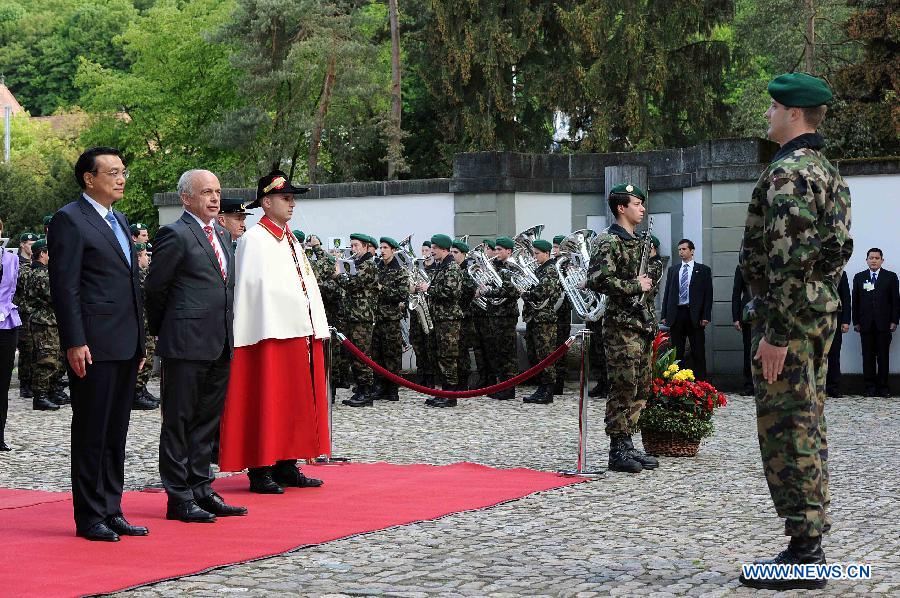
[{"left": 203, "top": 225, "right": 227, "bottom": 280}]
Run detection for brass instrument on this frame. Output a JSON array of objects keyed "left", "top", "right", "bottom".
[
  {"left": 633, "top": 216, "right": 654, "bottom": 307},
  {"left": 468, "top": 243, "right": 505, "bottom": 310},
  {"left": 555, "top": 229, "right": 606, "bottom": 321},
  {"left": 510, "top": 224, "right": 544, "bottom": 286},
  {"left": 397, "top": 235, "right": 433, "bottom": 333}
]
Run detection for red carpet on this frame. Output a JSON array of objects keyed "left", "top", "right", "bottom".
[{"left": 0, "top": 462, "right": 584, "bottom": 597}]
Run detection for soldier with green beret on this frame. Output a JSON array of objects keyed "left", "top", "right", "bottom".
[
  {"left": 42, "top": 215, "right": 52, "bottom": 238},
  {"left": 522, "top": 239, "right": 562, "bottom": 404},
  {"left": 216, "top": 198, "right": 250, "bottom": 247},
  {"left": 131, "top": 242, "right": 158, "bottom": 410},
  {"left": 292, "top": 230, "right": 305, "bottom": 243},
  {"left": 481, "top": 236, "right": 522, "bottom": 401},
  {"left": 409, "top": 240, "right": 437, "bottom": 388},
  {"left": 469, "top": 240, "right": 497, "bottom": 389},
  {"left": 14, "top": 233, "right": 38, "bottom": 398},
  {"left": 551, "top": 233, "right": 574, "bottom": 395},
  {"left": 587, "top": 182, "right": 663, "bottom": 473},
  {"left": 450, "top": 238, "right": 478, "bottom": 389},
  {"left": 307, "top": 234, "right": 348, "bottom": 395},
  {"left": 369, "top": 236, "right": 408, "bottom": 403},
  {"left": 339, "top": 233, "right": 380, "bottom": 406},
  {"left": 417, "top": 234, "right": 465, "bottom": 407},
  {"left": 738, "top": 72, "right": 851, "bottom": 590},
  {"left": 130, "top": 222, "right": 150, "bottom": 244}
]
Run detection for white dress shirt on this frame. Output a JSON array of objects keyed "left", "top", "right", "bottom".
[
  {"left": 678, "top": 259, "right": 695, "bottom": 305},
  {"left": 185, "top": 210, "right": 226, "bottom": 269}
]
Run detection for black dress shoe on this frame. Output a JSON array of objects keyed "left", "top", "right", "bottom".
[
  {"left": 76, "top": 521, "right": 120, "bottom": 542},
  {"left": 196, "top": 492, "right": 248, "bottom": 516},
  {"left": 273, "top": 466, "right": 324, "bottom": 488},
  {"left": 166, "top": 500, "right": 217, "bottom": 523},
  {"left": 0, "top": 441, "right": 10, "bottom": 451},
  {"left": 106, "top": 515, "right": 149, "bottom": 536},
  {"left": 248, "top": 470, "right": 285, "bottom": 494}
]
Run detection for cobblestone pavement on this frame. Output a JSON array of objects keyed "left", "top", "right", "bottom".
[{"left": 1, "top": 369, "right": 898, "bottom": 597}]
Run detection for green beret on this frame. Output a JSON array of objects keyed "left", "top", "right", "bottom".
[
  {"left": 42, "top": 215, "right": 52, "bottom": 226},
  {"left": 650, "top": 235, "right": 661, "bottom": 250},
  {"left": 129, "top": 222, "right": 148, "bottom": 235},
  {"left": 532, "top": 239, "right": 552, "bottom": 253},
  {"left": 32, "top": 239, "right": 48, "bottom": 253},
  {"left": 349, "top": 233, "right": 369, "bottom": 244},
  {"left": 481, "top": 239, "right": 496, "bottom": 249},
  {"left": 20, "top": 232, "right": 38, "bottom": 242},
  {"left": 366, "top": 234, "right": 379, "bottom": 247},
  {"left": 768, "top": 72, "right": 832, "bottom": 107},
  {"left": 552, "top": 235, "right": 565, "bottom": 245},
  {"left": 451, "top": 240, "right": 469, "bottom": 253},
  {"left": 380, "top": 236, "right": 399, "bottom": 249},
  {"left": 610, "top": 183, "right": 647, "bottom": 202},
  {"left": 495, "top": 236, "right": 515, "bottom": 250},
  {"left": 134, "top": 242, "right": 147, "bottom": 252},
  {"left": 421, "top": 240, "right": 432, "bottom": 248},
  {"left": 431, "top": 234, "right": 452, "bottom": 250},
  {"left": 292, "top": 229, "right": 305, "bottom": 242}
]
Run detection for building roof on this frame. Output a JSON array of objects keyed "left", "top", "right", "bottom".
[{"left": 0, "top": 82, "right": 24, "bottom": 115}]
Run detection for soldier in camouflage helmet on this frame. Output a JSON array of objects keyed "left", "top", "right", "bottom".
[
  {"left": 451, "top": 239, "right": 476, "bottom": 390},
  {"left": 418, "top": 234, "right": 465, "bottom": 407},
  {"left": 132, "top": 243, "right": 158, "bottom": 410},
  {"left": 737, "top": 73, "right": 852, "bottom": 591},
  {"left": 587, "top": 183, "right": 663, "bottom": 474},
  {"left": 15, "top": 232, "right": 39, "bottom": 399},
  {"left": 522, "top": 239, "right": 562, "bottom": 404},
  {"left": 483, "top": 237, "right": 523, "bottom": 401},
  {"left": 23, "top": 240, "right": 67, "bottom": 411},
  {"left": 339, "top": 233, "right": 379, "bottom": 406},
  {"left": 368, "top": 237, "right": 409, "bottom": 404}
]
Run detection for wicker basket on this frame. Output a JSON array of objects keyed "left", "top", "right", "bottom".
[{"left": 641, "top": 428, "right": 701, "bottom": 457}]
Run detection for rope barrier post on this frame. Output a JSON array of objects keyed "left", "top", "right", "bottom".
[
  {"left": 315, "top": 328, "right": 350, "bottom": 465},
  {"left": 559, "top": 328, "right": 604, "bottom": 477}
]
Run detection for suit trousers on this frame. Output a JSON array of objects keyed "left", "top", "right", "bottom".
[
  {"left": 0, "top": 328, "right": 17, "bottom": 443},
  {"left": 671, "top": 305, "right": 707, "bottom": 380},
  {"left": 826, "top": 328, "right": 844, "bottom": 390},
  {"left": 860, "top": 325, "right": 892, "bottom": 392},
  {"left": 69, "top": 357, "right": 139, "bottom": 531},
  {"left": 159, "top": 346, "right": 230, "bottom": 504}
]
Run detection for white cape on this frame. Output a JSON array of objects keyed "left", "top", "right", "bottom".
[{"left": 232, "top": 223, "right": 329, "bottom": 348}]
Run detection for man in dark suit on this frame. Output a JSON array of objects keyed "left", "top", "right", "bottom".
[
  {"left": 852, "top": 248, "right": 900, "bottom": 397},
  {"left": 48, "top": 147, "right": 147, "bottom": 542},
  {"left": 826, "top": 271, "right": 851, "bottom": 397},
  {"left": 145, "top": 169, "right": 246, "bottom": 523},
  {"left": 731, "top": 265, "right": 754, "bottom": 395},
  {"left": 661, "top": 239, "right": 713, "bottom": 380}
]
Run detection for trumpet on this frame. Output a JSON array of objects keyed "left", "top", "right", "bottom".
[
  {"left": 468, "top": 243, "right": 505, "bottom": 310},
  {"left": 555, "top": 229, "right": 606, "bottom": 321},
  {"left": 397, "top": 235, "right": 433, "bottom": 333}
]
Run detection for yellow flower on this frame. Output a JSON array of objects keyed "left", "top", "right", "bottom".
[
  {"left": 673, "top": 369, "right": 695, "bottom": 382},
  {"left": 667, "top": 364, "right": 679, "bottom": 373},
  {"left": 663, "top": 370, "right": 671, "bottom": 379}
]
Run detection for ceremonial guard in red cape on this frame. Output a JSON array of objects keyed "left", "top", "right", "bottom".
[{"left": 218, "top": 170, "right": 330, "bottom": 494}]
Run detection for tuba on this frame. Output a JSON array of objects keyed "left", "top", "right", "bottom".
[
  {"left": 397, "top": 235, "right": 433, "bottom": 333},
  {"left": 555, "top": 229, "right": 606, "bottom": 321},
  {"left": 468, "top": 243, "right": 505, "bottom": 310}
]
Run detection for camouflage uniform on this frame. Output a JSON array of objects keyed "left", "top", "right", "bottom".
[
  {"left": 482, "top": 259, "right": 521, "bottom": 383},
  {"left": 14, "top": 259, "right": 33, "bottom": 394},
  {"left": 341, "top": 251, "right": 378, "bottom": 387},
  {"left": 372, "top": 255, "right": 409, "bottom": 383},
  {"left": 587, "top": 224, "right": 663, "bottom": 436},
  {"left": 458, "top": 256, "right": 478, "bottom": 388},
  {"left": 522, "top": 259, "right": 563, "bottom": 385},
  {"left": 311, "top": 246, "right": 349, "bottom": 388},
  {"left": 427, "top": 256, "right": 465, "bottom": 388},
  {"left": 553, "top": 266, "right": 572, "bottom": 384},
  {"left": 134, "top": 266, "right": 156, "bottom": 394},
  {"left": 409, "top": 260, "right": 437, "bottom": 384},
  {"left": 740, "top": 133, "right": 852, "bottom": 539},
  {"left": 24, "top": 264, "right": 65, "bottom": 397}
]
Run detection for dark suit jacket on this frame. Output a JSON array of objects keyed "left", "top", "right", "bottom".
[
  {"left": 48, "top": 197, "right": 145, "bottom": 360},
  {"left": 837, "top": 271, "right": 851, "bottom": 326},
  {"left": 145, "top": 212, "right": 234, "bottom": 361},
  {"left": 852, "top": 268, "right": 900, "bottom": 332},
  {"left": 731, "top": 265, "right": 751, "bottom": 323},
  {"left": 662, "top": 261, "right": 713, "bottom": 325}
]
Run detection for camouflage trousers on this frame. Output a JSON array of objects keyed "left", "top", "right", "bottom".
[
  {"left": 587, "top": 318, "right": 608, "bottom": 387},
  {"left": 604, "top": 325, "right": 651, "bottom": 436},
  {"left": 328, "top": 313, "right": 352, "bottom": 389},
  {"left": 752, "top": 312, "right": 835, "bottom": 538},
  {"left": 555, "top": 313, "right": 571, "bottom": 380},
  {"left": 525, "top": 321, "right": 557, "bottom": 385},
  {"left": 459, "top": 317, "right": 477, "bottom": 388},
  {"left": 346, "top": 320, "right": 374, "bottom": 387},
  {"left": 472, "top": 315, "right": 495, "bottom": 381},
  {"left": 17, "top": 324, "right": 33, "bottom": 387},
  {"left": 487, "top": 316, "right": 518, "bottom": 382},
  {"left": 409, "top": 315, "right": 434, "bottom": 380},
  {"left": 432, "top": 319, "right": 461, "bottom": 387},
  {"left": 372, "top": 319, "right": 403, "bottom": 385},
  {"left": 135, "top": 334, "right": 156, "bottom": 391},
  {"left": 30, "top": 324, "right": 65, "bottom": 395}
]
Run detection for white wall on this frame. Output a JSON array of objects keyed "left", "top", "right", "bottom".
[
  {"left": 515, "top": 192, "right": 572, "bottom": 240},
  {"left": 682, "top": 186, "right": 703, "bottom": 260},
  {"left": 836, "top": 174, "right": 900, "bottom": 373}
]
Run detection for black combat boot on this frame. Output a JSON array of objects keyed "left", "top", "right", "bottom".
[
  {"left": 523, "top": 384, "right": 554, "bottom": 404},
  {"left": 488, "top": 387, "right": 515, "bottom": 401},
  {"left": 624, "top": 436, "right": 658, "bottom": 469},
  {"left": 552, "top": 376, "right": 565, "bottom": 396},
  {"left": 739, "top": 536, "right": 827, "bottom": 590},
  {"left": 383, "top": 383, "right": 400, "bottom": 401},
  {"left": 588, "top": 382, "right": 607, "bottom": 398},
  {"left": 132, "top": 391, "right": 157, "bottom": 410},
  {"left": 342, "top": 385, "right": 374, "bottom": 407},
  {"left": 423, "top": 374, "right": 435, "bottom": 389},
  {"left": 608, "top": 436, "right": 642, "bottom": 473},
  {"left": 33, "top": 394, "right": 60, "bottom": 411},
  {"left": 20, "top": 383, "right": 33, "bottom": 399},
  {"left": 50, "top": 386, "right": 70, "bottom": 405},
  {"left": 142, "top": 387, "right": 160, "bottom": 406}
]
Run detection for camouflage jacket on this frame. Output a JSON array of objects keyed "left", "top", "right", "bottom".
[
  {"left": 458, "top": 257, "right": 478, "bottom": 317},
  {"left": 740, "top": 133, "right": 852, "bottom": 347},
  {"left": 341, "top": 251, "right": 378, "bottom": 323},
  {"left": 549, "top": 257, "right": 572, "bottom": 322},
  {"left": 587, "top": 223, "right": 663, "bottom": 336},
  {"left": 427, "top": 255, "right": 465, "bottom": 321},
  {"left": 13, "top": 261, "right": 32, "bottom": 321},
  {"left": 310, "top": 246, "right": 343, "bottom": 310},
  {"left": 523, "top": 258, "right": 563, "bottom": 324},
  {"left": 482, "top": 258, "right": 521, "bottom": 318},
  {"left": 376, "top": 256, "right": 409, "bottom": 322},
  {"left": 25, "top": 263, "right": 56, "bottom": 327}
]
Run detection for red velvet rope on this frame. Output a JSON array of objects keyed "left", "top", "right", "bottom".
[{"left": 338, "top": 334, "right": 575, "bottom": 399}]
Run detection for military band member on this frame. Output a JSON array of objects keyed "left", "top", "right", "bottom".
[
  {"left": 522, "top": 239, "right": 562, "bottom": 404},
  {"left": 371, "top": 237, "right": 409, "bottom": 402},
  {"left": 308, "top": 233, "right": 348, "bottom": 394},
  {"left": 132, "top": 243, "right": 158, "bottom": 410},
  {"left": 472, "top": 239, "right": 497, "bottom": 388},
  {"left": 483, "top": 236, "right": 522, "bottom": 401},
  {"left": 409, "top": 240, "right": 436, "bottom": 387},
  {"left": 130, "top": 222, "right": 149, "bottom": 245},
  {"left": 15, "top": 232, "right": 38, "bottom": 399},
  {"left": 738, "top": 73, "right": 851, "bottom": 590},
  {"left": 216, "top": 198, "right": 249, "bottom": 248},
  {"left": 451, "top": 239, "right": 476, "bottom": 390},
  {"left": 340, "top": 233, "right": 379, "bottom": 406},
  {"left": 418, "top": 234, "right": 465, "bottom": 407},
  {"left": 551, "top": 235, "right": 573, "bottom": 395},
  {"left": 587, "top": 183, "right": 663, "bottom": 473}
]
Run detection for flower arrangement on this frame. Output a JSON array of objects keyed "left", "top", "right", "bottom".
[{"left": 640, "top": 332, "right": 727, "bottom": 452}]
